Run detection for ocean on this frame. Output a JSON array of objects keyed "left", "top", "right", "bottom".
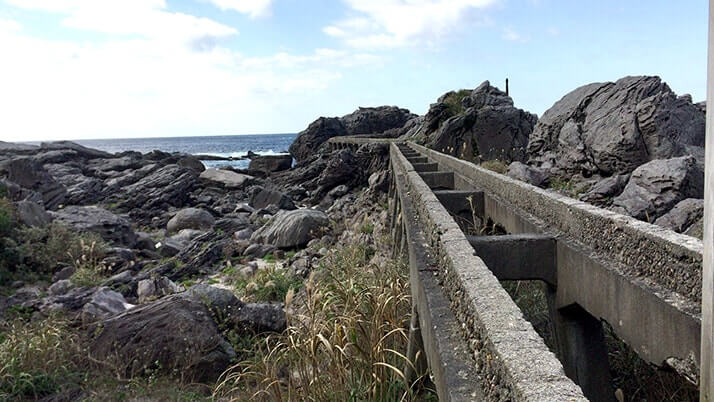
[{"left": 68, "top": 133, "right": 297, "bottom": 169}]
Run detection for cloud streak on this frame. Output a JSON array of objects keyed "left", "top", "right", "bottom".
[{"left": 324, "top": 0, "right": 499, "bottom": 49}]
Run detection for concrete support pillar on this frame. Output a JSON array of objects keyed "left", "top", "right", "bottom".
[
  {"left": 547, "top": 292, "right": 614, "bottom": 402},
  {"left": 703, "top": 2, "right": 714, "bottom": 400},
  {"left": 404, "top": 305, "right": 428, "bottom": 384}
]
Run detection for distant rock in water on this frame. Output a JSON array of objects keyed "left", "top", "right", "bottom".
[
  {"left": 289, "top": 106, "right": 415, "bottom": 162},
  {"left": 526, "top": 76, "right": 704, "bottom": 177}
]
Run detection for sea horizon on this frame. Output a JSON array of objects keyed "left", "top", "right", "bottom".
[{"left": 23, "top": 133, "right": 299, "bottom": 169}]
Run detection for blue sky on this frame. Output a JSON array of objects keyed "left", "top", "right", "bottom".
[{"left": 0, "top": 0, "right": 707, "bottom": 141}]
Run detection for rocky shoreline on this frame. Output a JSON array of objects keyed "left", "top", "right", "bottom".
[{"left": 0, "top": 73, "right": 705, "bottom": 400}]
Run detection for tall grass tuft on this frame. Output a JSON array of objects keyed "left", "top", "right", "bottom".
[
  {"left": 0, "top": 317, "right": 85, "bottom": 400},
  {"left": 214, "top": 242, "right": 422, "bottom": 401}
]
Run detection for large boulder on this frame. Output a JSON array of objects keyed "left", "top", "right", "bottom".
[
  {"left": 654, "top": 198, "right": 704, "bottom": 233},
  {"left": 200, "top": 168, "right": 253, "bottom": 188},
  {"left": 289, "top": 106, "right": 414, "bottom": 162},
  {"left": 166, "top": 208, "right": 215, "bottom": 234},
  {"left": 51, "top": 206, "right": 137, "bottom": 247},
  {"left": 248, "top": 154, "right": 293, "bottom": 173},
  {"left": 0, "top": 157, "right": 66, "bottom": 209},
  {"left": 430, "top": 81, "right": 537, "bottom": 163},
  {"left": 89, "top": 294, "right": 235, "bottom": 383},
  {"left": 249, "top": 186, "right": 296, "bottom": 210},
  {"left": 611, "top": 156, "right": 703, "bottom": 221},
  {"left": 527, "top": 76, "right": 705, "bottom": 176},
  {"left": 251, "top": 209, "right": 330, "bottom": 248}
]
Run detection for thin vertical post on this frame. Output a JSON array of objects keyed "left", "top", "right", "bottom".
[
  {"left": 505, "top": 78, "right": 509, "bottom": 96},
  {"left": 702, "top": 1, "right": 714, "bottom": 400}
]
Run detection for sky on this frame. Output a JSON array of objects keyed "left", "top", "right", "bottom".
[{"left": 0, "top": 0, "right": 708, "bottom": 141}]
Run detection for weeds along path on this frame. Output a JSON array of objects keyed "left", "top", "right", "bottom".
[{"left": 214, "top": 190, "right": 437, "bottom": 401}]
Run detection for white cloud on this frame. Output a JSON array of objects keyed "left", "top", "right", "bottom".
[
  {"left": 0, "top": 9, "right": 376, "bottom": 140},
  {"left": 206, "top": 0, "right": 273, "bottom": 18},
  {"left": 502, "top": 27, "right": 527, "bottom": 42},
  {"left": 4, "top": 0, "right": 238, "bottom": 47},
  {"left": 324, "top": 0, "right": 499, "bottom": 49}
]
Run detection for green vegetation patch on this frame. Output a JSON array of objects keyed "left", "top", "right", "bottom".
[{"left": 442, "top": 89, "right": 472, "bottom": 117}]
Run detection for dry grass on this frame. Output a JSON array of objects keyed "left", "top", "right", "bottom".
[
  {"left": 0, "top": 316, "right": 85, "bottom": 400},
  {"left": 214, "top": 241, "right": 428, "bottom": 401}
]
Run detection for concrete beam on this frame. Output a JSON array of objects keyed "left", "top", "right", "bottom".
[
  {"left": 408, "top": 156, "right": 429, "bottom": 164},
  {"left": 412, "top": 162, "right": 439, "bottom": 172},
  {"left": 466, "top": 234, "right": 557, "bottom": 287},
  {"left": 418, "top": 171, "right": 454, "bottom": 190},
  {"left": 434, "top": 190, "right": 485, "bottom": 219}
]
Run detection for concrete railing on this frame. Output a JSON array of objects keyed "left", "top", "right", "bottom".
[
  {"left": 389, "top": 142, "right": 587, "bottom": 401},
  {"left": 409, "top": 142, "right": 702, "bottom": 384}
]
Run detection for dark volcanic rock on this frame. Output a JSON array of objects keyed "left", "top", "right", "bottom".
[
  {"left": 251, "top": 209, "right": 330, "bottom": 248},
  {"left": 341, "top": 106, "right": 415, "bottom": 136},
  {"left": 119, "top": 164, "right": 198, "bottom": 220},
  {"left": 289, "top": 106, "right": 413, "bottom": 162},
  {"left": 250, "top": 186, "right": 296, "bottom": 210},
  {"left": 507, "top": 162, "right": 548, "bottom": 187},
  {"left": 579, "top": 174, "right": 630, "bottom": 206},
  {"left": 0, "top": 157, "right": 67, "bottom": 209},
  {"left": 89, "top": 294, "right": 235, "bottom": 383},
  {"left": 430, "top": 81, "right": 537, "bottom": 163},
  {"left": 527, "top": 76, "right": 705, "bottom": 176},
  {"left": 654, "top": 198, "right": 704, "bottom": 233},
  {"left": 15, "top": 200, "right": 51, "bottom": 227},
  {"left": 177, "top": 155, "right": 206, "bottom": 173},
  {"left": 248, "top": 154, "right": 293, "bottom": 173},
  {"left": 166, "top": 208, "right": 215, "bottom": 234},
  {"left": 611, "top": 156, "right": 703, "bottom": 221},
  {"left": 39, "top": 141, "right": 113, "bottom": 159},
  {"left": 289, "top": 117, "right": 346, "bottom": 162},
  {"left": 51, "top": 206, "right": 137, "bottom": 247}
]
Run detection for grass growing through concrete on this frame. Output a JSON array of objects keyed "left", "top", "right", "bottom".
[{"left": 214, "top": 241, "right": 430, "bottom": 401}]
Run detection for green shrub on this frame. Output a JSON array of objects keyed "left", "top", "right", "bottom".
[
  {"left": 0, "top": 198, "right": 14, "bottom": 237},
  {"left": 442, "top": 89, "right": 471, "bottom": 117},
  {"left": 230, "top": 265, "right": 303, "bottom": 303},
  {"left": 360, "top": 222, "right": 374, "bottom": 235}
]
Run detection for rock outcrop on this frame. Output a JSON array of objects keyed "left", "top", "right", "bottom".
[
  {"left": 526, "top": 76, "right": 704, "bottom": 176},
  {"left": 249, "top": 154, "right": 293, "bottom": 173},
  {"left": 51, "top": 206, "right": 137, "bottom": 247},
  {"left": 428, "top": 82, "right": 537, "bottom": 163},
  {"left": 289, "top": 106, "right": 414, "bottom": 162}
]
